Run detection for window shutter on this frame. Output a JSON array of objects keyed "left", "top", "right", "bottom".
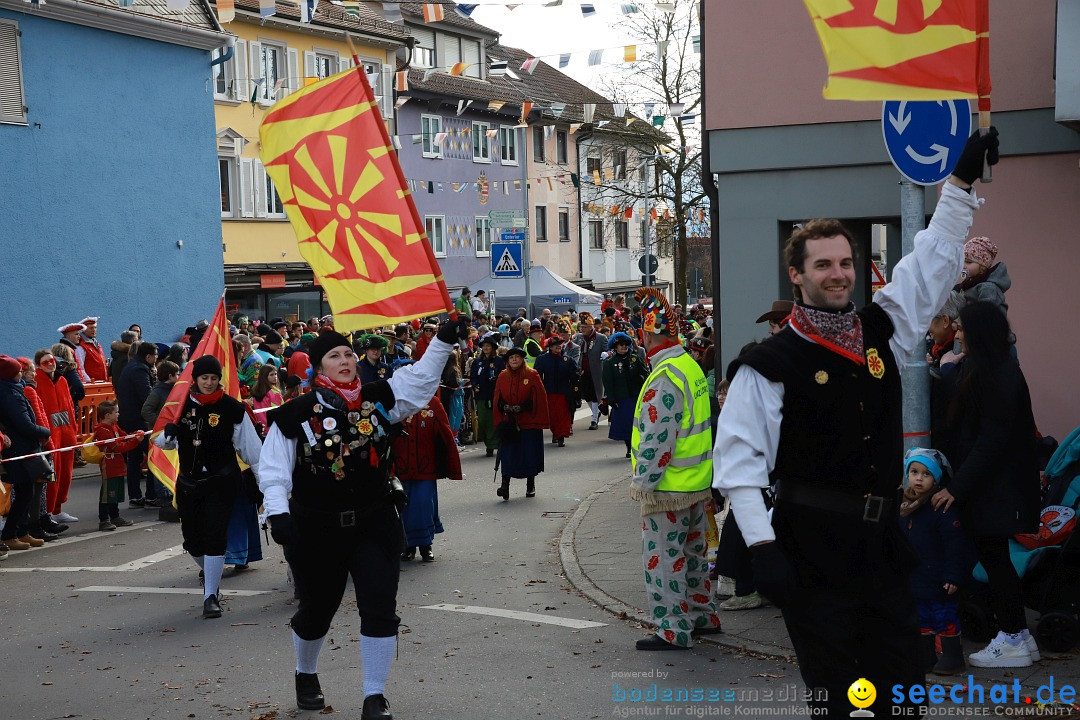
[
  {"left": 462, "top": 40, "right": 480, "bottom": 78},
  {"left": 239, "top": 157, "right": 254, "bottom": 218},
  {"left": 286, "top": 47, "right": 300, "bottom": 96},
  {"left": 248, "top": 41, "right": 262, "bottom": 101},
  {"left": 304, "top": 51, "right": 316, "bottom": 83},
  {"left": 0, "top": 19, "right": 27, "bottom": 125},
  {"left": 233, "top": 39, "right": 248, "bottom": 100},
  {"left": 412, "top": 27, "right": 434, "bottom": 64},
  {"left": 443, "top": 36, "right": 461, "bottom": 68},
  {"left": 381, "top": 64, "right": 393, "bottom": 119},
  {"left": 340, "top": 57, "right": 352, "bottom": 73},
  {"left": 253, "top": 161, "right": 267, "bottom": 218}
]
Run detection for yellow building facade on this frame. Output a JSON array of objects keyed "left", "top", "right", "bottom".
[{"left": 211, "top": 2, "right": 406, "bottom": 321}]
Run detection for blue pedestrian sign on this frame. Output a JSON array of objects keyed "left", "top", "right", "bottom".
[
  {"left": 882, "top": 100, "right": 971, "bottom": 185},
  {"left": 490, "top": 242, "right": 524, "bottom": 279}
]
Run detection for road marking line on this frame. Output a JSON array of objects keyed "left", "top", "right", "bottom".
[
  {"left": 419, "top": 603, "right": 606, "bottom": 629},
  {"left": 31, "top": 521, "right": 165, "bottom": 550},
  {"left": 76, "top": 586, "right": 269, "bottom": 596},
  {"left": 0, "top": 543, "right": 187, "bottom": 573}
]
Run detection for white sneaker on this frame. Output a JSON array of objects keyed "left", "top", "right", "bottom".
[
  {"left": 719, "top": 592, "right": 764, "bottom": 611},
  {"left": 969, "top": 636, "right": 1032, "bottom": 668},
  {"left": 1025, "top": 635, "right": 1041, "bottom": 662},
  {"left": 52, "top": 512, "right": 79, "bottom": 523}
]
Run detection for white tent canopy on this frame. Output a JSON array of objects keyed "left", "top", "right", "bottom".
[{"left": 466, "top": 265, "right": 602, "bottom": 319}]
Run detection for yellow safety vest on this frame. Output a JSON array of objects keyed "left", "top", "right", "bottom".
[
  {"left": 630, "top": 350, "right": 713, "bottom": 492},
  {"left": 524, "top": 338, "right": 542, "bottom": 368}
]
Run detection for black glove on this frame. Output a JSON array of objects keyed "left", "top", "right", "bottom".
[
  {"left": 163, "top": 423, "right": 179, "bottom": 441},
  {"left": 750, "top": 541, "right": 792, "bottom": 609},
  {"left": 951, "top": 127, "right": 999, "bottom": 185},
  {"left": 268, "top": 513, "right": 299, "bottom": 545},
  {"left": 437, "top": 317, "right": 471, "bottom": 344}
]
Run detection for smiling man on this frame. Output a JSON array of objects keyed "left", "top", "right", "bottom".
[{"left": 713, "top": 129, "right": 999, "bottom": 715}]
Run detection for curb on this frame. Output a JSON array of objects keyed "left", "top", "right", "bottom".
[{"left": 558, "top": 474, "right": 796, "bottom": 661}]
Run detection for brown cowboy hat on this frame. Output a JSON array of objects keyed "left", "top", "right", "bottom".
[{"left": 755, "top": 300, "right": 794, "bottom": 324}]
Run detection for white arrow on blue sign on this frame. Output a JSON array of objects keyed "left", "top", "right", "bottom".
[{"left": 881, "top": 100, "right": 971, "bottom": 186}]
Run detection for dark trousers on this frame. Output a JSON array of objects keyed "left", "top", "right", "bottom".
[
  {"left": 175, "top": 476, "right": 237, "bottom": 557},
  {"left": 126, "top": 437, "right": 156, "bottom": 500},
  {"left": 972, "top": 535, "right": 1026, "bottom": 634},
  {"left": 285, "top": 504, "right": 403, "bottom": 640},
  {"left": 716, "top": 510, "right": 756, "bottom": 596},
  {"left": 782, "top": 573, "right": 924, "bottom": 716},
  {"left": 1, "top": 479, "right": 34, "bottom": 540}
]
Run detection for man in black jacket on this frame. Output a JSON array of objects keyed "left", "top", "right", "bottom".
[
  {"left": 116, "top": 342, "right": 159, "bottom": 507},
  {"left": 0, "top": 355, "right": 53, "bottom": 550}
]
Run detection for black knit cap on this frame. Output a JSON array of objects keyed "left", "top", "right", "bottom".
[
  {"left": 190, "top": 354, "right": 222, "bottom": 379},
  {"left": 308, "top": 330, "right": 352, "bottom": 371}
]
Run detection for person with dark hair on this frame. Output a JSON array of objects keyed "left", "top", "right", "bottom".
[
  {"left": 356, "top": 335, "right": 393, "bottom": 384},
  {"left": 469, "top": 332, "right": 505, "bottom": 457},
  {"left": 931, "top": 301, "right": 1040, "bottom": 667},
  {"left": 142, "top": 360, "right": 180, "bottom": 429},
  {"left": 602, "top": 332, "right": 648, "bottom": 458},
  {"left": 534, "top": 336, "right": 577, "bottom": 447},
  {"left": 714, "top": 129, "right": 999, "bottom": 714},
  {"left": 493, "top": 346, "right": 549, "bottom": 500},
  {"left": 258, "top": 320, "right": 468, "bottom": 718},
  {"left": 110, "top": 330, "right": 139, "bottom": 381},
  {"left": 0, "top": 355, "right": 53, "bottom": 551},
  {"left": 166, "top": 343, "right": 189, "bottom": 371},
  {"left": 117, "top": 341, "right": 160, "bottom": 508},
  {"left": 93, "top": 401, "right": 143, "bottom": 531}
]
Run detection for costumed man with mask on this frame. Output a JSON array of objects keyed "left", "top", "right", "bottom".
[
  {"left": 630, "top": 288, "right": 722, "bottom": 651},
  {"left": 258, "top": 319, "right": 468, "bottom": 720},
  {"left": 712, "top": 129, "right": 999, "bottom": 715},
  {"left": 154, "top": 355, "right": 263, "bottom": 619},
  {"left": 356, "top": 334, "right": 394, "bottom": 385},
  {"left": 469, "top": 331, "right": 504, "bottom": 457}
]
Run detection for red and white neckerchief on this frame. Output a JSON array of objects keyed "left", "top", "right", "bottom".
[{"left": 789, "top": 303, "right": 866, "bottom": 366}]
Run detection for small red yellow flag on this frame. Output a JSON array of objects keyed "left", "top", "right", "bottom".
[
  {"left": 259, "top": 65, "right": 453, "bottom": 331},
  {"left": 148, "top": 296, "right": 238, "bottom": 498},
  {"left": 422, "top": 3, "right": 444, "bottom": 22},
  {"left": 803, "top": 0, "right": 979, "bottom": 101}
]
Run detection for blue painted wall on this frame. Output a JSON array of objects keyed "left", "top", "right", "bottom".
[
  {"left": 396, "top": 101, "right": 527, "bottom": 291},
  {"left": 0, "top": 10, "right": 224, "bottom": 356}
]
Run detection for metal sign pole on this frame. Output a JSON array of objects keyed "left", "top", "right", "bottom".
[
  {"left": 899, "top": 178, "right": 929, "bottom": 454},
  {"left": 521, "top": 126, "right": 533, "bottom": 317}
]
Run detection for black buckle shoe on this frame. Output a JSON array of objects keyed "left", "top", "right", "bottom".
[
  {"left": 496, "top": 483, "right": 509, "bottom": 500},
  {"left": 295, "top": 671, "right": 325, "bottom": 710},
  {"left": 419, "top": 546, "right": 434, "bottom": 562},
  {"left": 635, "top": 635, "right": 690, "bottom": 651},
  {"left": 400, "top": 547, "right": 416, "bottom": 561},
  {"left": 361, "top": 693, "right": 393, "bottom": 720},
  {"left": 202, "top": 594, "right": 222, "bottom": 619}
]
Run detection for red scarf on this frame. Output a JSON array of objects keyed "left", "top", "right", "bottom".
[
  {"left": 190, "top": 389, "right": 224, "bottom": 405},
  {"left": 789, "top": 303, "right": 866, "bottom": 366},
  {"left": 314, "top": 373, "right": 363, "bottom": 410},
  {"left": 646, "top": 338, "right": 680, "bottom": 360}
]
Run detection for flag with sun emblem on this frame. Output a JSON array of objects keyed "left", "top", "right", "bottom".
[{"left": 259, "top": 65, "right": 454, "bottom": 332}]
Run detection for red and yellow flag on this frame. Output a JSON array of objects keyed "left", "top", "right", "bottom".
[
  {"left": 421, "top": 3, "right": 444, "bottom": 23},
  {"left": 148, "top": 296, "right": 238, "bottom": 498},
  {"left": 803, "top": 0, "right": 979, "bottom": 101},
  {"left": 259, "top": 65, "right": 454, "bottom": 332}
]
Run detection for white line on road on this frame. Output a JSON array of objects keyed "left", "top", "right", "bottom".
[
  {"left": 0, "top": 543, "right": 187, "bottom": 573},
  {"left": 419, "top": 603, "right": 607, "bottom": 629},
  {"left": 76, "top": 586, "right": 269, "bottom": 596}
]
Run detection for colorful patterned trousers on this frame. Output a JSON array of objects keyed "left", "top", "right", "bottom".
[{"left": 641, "top": 500, "right": 722, "bottom": 647}]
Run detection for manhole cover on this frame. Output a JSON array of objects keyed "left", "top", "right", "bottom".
[{"left": 541, "top": 511, "right": 569, "bottom": 518}]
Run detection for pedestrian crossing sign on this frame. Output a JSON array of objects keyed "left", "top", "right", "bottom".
[{"left": 491, "top": 242, "right": 524, "bottom": 278}]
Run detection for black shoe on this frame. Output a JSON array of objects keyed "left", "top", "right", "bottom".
[
  {"left": 589, "top": 421, "right": 598, "bottom": 430},
  {"left": 400, "top": 547, "right": 416, "bottom": 561},
  {"left": 691, "top": 625, "right": 724, "bottom": 637},
  {"left": 625, "top": 450, "right": 632, "bottom": 459},
  {"left": 419, "top": 545, "right": 434, "bottom": 562},
  {"left": 636, "top": 635, "right": 690, "bottom": 651},
  {"left": 202, "top": 594, "right": 222, "bottom": 619},
  {"left": 232, "top": 563, "right": 249, "bottom": 573},
  {"left": 551, "top": 435, "right": 558, "bottom": 444},
  {"left": 128, "top": 498, "right": 145, "bottom": 509},
  {"left": 486, "top": 448, "right": 494, "bottom": 457},
  {"left": 42, "top": 517, "right": 68, "bottom": 534},
  {"left": 144, "top": 498, "right": 163, "bottom": 508},
  {"left": 361, "top": 693, "right": 393, "bottom": 720},
  {"left": 496, "top": 483, "right": 509, "bottom": 500},
  {"left": 30, "top": 529, "right": 59, "bottom": 542},
  {"left": 526, "top": 478, "right": 536, "bottom": 498},
  {"left": 295, "top": 671, "right": 325, "bottom": 710},
  {"left": 558, "top": 437, "right": 565, "bottom": 447}
]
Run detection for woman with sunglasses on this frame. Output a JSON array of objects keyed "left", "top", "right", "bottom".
[{"left": 33, "top": 350, "right": 79, "bottom": 525}]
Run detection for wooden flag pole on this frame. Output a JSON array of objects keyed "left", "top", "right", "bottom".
[{"left": 976, "top": 0, "right": 992, "bottom": 182}]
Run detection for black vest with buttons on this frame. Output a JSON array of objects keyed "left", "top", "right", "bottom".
[
  {"left": 175, "top": 395, "right": 246, "bottom": 481},
  {"left": 727, "top": 303, "right": 908, "bottom": 586},
  {"left": 267, "top": 383, "right": 397, "bottom": 511}
]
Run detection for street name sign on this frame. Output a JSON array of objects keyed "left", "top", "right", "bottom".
[{"left": 489, "top": 209, "right": 527, "bottom": 228}]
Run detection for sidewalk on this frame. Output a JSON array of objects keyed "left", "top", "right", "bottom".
[{"left": 560, "top": 474, "right": 1080, "bottom": 693}]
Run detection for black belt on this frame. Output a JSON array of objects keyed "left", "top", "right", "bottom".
[
  {"left": 291, "top": 500, "right": 390, "bottom": 529},
  {"left": 776, "top": 479, "right": 893, "bottom": 523}
]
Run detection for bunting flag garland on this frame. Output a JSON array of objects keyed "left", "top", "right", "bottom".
[
  {"left": 678, "top": 114, "right": 696, "bottom": 125},
  {"left": 259, "top": 58, "right": 454, "bottom": 331},
  {"left": 395, "top": 70, "right": 409, "bottom": 92},
  {"left": 592, "top": 169, "right": 601, "bottom": 185},
  {"left": 166, "top": 0, "right": 189, "bottom": 9},
  {"left": 588, "top": 49, "right": 604, "bottom": 66},
  {"left": 450, "top": 62, "right": 467, "bottom": 76},
  {"left": 343, "top": 0, "right": 359, "bottom": 17},
  {"left": 624, "top": 206, "right": 634, "bottom": 219},
  {"left": 216, "top": 0, "right": 235, "bottom": 23},
  {"left": 551, "top": 102, "right": 565, "bottom": 118},
  {"left": 803, "top": 0, "right": 979, "bottom": 101},
  {"left": 148, "top": 296, "right": 236, "bottom": 501},
  {"left": 623, "top": 46, "right": 637, "bottom": 62},
  {"left": 520, "top": 58, "right": 540, "bottom": 74},
  {"left": 582, "top": 103, "right": 596, "bottom": 123},
  {"left": 657, "top": 40, "right": 668, "bottom": 55},
  {"left": 581, "top": 4, "right": 595, "bottom": 18},
  {"left": 652, "top": 115, "right": 665, "bottom": 127},
  {"left": 257, "top": 0, "right": 275, "bottom": 17},
  {"left": 668, "top": 102, "right": 685, "bottom": 116},
  {"left": 691, "top": 34, "right": 701, "bottom": 53},
  {"left": 613, "top": 103, "right": 627, "bottom": 117},
  {"left": 118, "top": 0, "right": 136, "bottom": 7},
  {"left": 299, "top": 0, "right": 317, "bottom": 23},
  {"left": 620, "top": 3, "right": 639, "bottom": 13},
  {"left": 558, "top": 54, "right": 571, "bottom": 69},
  {"left": 655, "top": 2, "right": 675, "bottom": 12},
  {"left": 490, "top": 60, "right": 508, "bottom": 76},
  {"left": 520, "top": 101, "right": 533, "bottom": 125},
  {"left": 488, "top": 100, "right": 506, "bottom": 111},
  {"left": 422, "top": 3, "right": 445, "bottom": 23},
  {"left": 456, "top": 3, "right": 478, "bottom": 18}
]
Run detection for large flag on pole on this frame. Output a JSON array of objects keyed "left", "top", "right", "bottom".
[
  {"left": 259, "top": 61, "right": 454, "bottom": 333},
  {"left": 803, "top": 0, "right": 979, "bottom": 101},
  {"left": 148, "top": 296, "right": 238, "bottom": 498}
]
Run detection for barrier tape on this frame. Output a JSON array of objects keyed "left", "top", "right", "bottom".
[{"left": 0, "top": 432, "right": 145, "bottom": 463}]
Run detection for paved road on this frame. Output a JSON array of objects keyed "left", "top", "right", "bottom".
[{"left": 0, "top": 413, "right": 802, "bottom": 720}]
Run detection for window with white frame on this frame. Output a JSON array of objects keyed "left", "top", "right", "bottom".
[
  {"left": 472, "top": 121, "right": 491, "bottom": 162},
  {"left": 313, "top": 51, "right": 337, "bottom": 80},
  {"left": 615, "top": 220, "right": 629, "bottom": 249},
  {"left": 475, "top": 217, "right": 492, "bottom": 256},
  {"left": 212, "top": 46, "right": 239, "bottom": 101},
  {"left": 219, "top": 158, "right": 236, "bottom": 217},
  {"left": 535, "top": 206, "right": 548, "bottom": 242},
  {"left": 359, "top": 59, "right": 392, "bottom": 119},
  {"left": 426, "top": 216, "right": 445, "bottom": 257},
  {"left": 613, "top": 150, "right": 628, "bottom": 180},
  {"left": 421, "top": 114, "right": 443, "bottom": 158},
  {"left": 586, "top": 155, "right": 601, "bottom": 176},
  {"left": 556, "top": 130, "right": 568, "bottom": 164},
  {"left": 499, "top": 126, "right": 517, "bottom": 164},
  {"left": 532, "top": 126, "right": 546, "bottom": 162},
  {"left": 411, "top": 27, "right": 435, "bottom": 68},
  {"left": 588, "top": 219, "right": 603, "bottom": 250},
  {"left": 0, "top": 18, "right": 27, "bottom": 125},
  {"left": 558, "top": 208, "right": 571, "bottom": 243},
  {"left": 258, "top": 41, "right": 286, "bottom": 103}
]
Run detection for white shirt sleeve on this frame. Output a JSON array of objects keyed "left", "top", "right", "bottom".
[
  {"left": 74, "top": 346, "right": 91, "bottom": 383},
  {"left": 875, "top": 182, "right": 979, "bottom": 362},
  {"left": 231, "top": 414, "right": 263, "bottom": 480},
  {"left": 712, "top": 365, "right": 784, "bottom": 545},
  {"left": 258, "top": 422, "right": 295, "bottom": 517},
  {"left": 387, "top": 336, "right": 453, "bottom": 423}
]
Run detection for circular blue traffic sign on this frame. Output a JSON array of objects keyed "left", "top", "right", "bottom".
[{"left": 882, "top": 100, "right": 971, "bottom": 185}]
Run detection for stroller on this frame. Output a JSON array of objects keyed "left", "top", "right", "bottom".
[{"left": 961, "top": 426, "right": 1080, "bottom": 652}]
